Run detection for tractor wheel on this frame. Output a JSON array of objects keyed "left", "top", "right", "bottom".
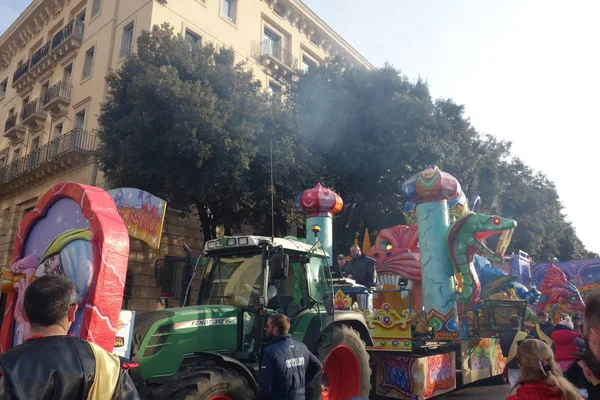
[
  {"left": 170, "top": 367, "right": 253, "bottom": 400},
  {"left": 317, "top": 324, "right": 372, "bottom": 399}
]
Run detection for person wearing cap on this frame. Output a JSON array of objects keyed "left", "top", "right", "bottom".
[
  {"left": 531, "top": 311, "right": 555, "bottom": 348},
  {"left": 332, "top": 254, "right": 347, "bottom": 279}
]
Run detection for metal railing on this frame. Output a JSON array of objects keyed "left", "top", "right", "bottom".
[
  {"left": 11, "top": 19, "right": 84, "bottom": 87},
  {"left": 0, "top": 128, "right": 96, "bottom": 183},
  {"left": 51, "top": 19, "right": 84, "bottom": 50},
  {"left": 31, "top": 42, "right": 50, "bottom": 68},
  {"left": 22, "top": 99, "right": 47, "bottom": 121},
  {"left": 43, "top": 81, "right": 72, "bottom": 106},
  {"left": 4, "top": 114, "right": 19, "bottom": 133},
  {"left": 13, "top": 61, "right": 30, "bottom": 83},
  {"left": 252, "top": 40, "right": 298, "bottom": 69}
]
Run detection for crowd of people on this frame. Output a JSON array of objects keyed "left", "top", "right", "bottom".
[{"left": 500, "top": 290, "right": 600, "bottom": 400}]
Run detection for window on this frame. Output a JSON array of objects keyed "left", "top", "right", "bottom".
[
  {"left": 8, "top": 107, "right": 14, "bottom": 117},
  {"left": 41, "top": 81, "right": 49, "bottom": 104},
  {"left": 263, "top": 27, "right": 282, "bottom": 59},
  {"left": 82, "top": 47, "right": 95, "bottom": 79},
  {"left": 0, "top": 156, "right": 6, "bottom": 168},
  {"left": 76, "top": 10, "right": 86, "bottom": 22},
  {"left": 53, "top": 123, "right": 63, "bottom": 138},
  {"left": 268, "top": 82, "right": 281, "bottom": 101},
  {"left": 185, "top": 29, "right": 201, "bottom": 46},
  {"left": 21, "top": 96, "right": 29, "bottom": 115},
  {"left": 221, "top": 0, "right": 237, "bottom": 23},
  {"left": 63, "top": 64, "right": 73, "bottom": 84},
  {"left": 0, "top": 79, "right": 7, "bottom": 98},
  {"left": 74, "top": 110, "right": 86, "bottom": 129},
  {"left": 12, "top": 148, "right": 20, "bottom": 162},
  {"left": 92, "top": 0, "right": 101, "bottom": 17},
  {"left": 120, "top": 23, "right": 134, "bottom": 58},
  {"left": 31, "top": 137, "right": 40, "bottom": 151},
  {"left": 301, "top": 55, "right": 317, "bottom": 73}
]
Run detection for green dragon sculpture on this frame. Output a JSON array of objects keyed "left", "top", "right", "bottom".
[{"left": 447, "top": 212, "right": 518, "bottom": 310}]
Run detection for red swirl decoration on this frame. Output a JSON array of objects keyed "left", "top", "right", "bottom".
[{"left": 423, "top": 353, "right": 455, "bottom": 397}]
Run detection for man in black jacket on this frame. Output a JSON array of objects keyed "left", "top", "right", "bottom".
[
  {"left": 500, "top": 315, "right": 531, "bottom": 385},
  {"left": 0, "top": 275, "right": 139, "bottom": 399},
  {"left": 258, "top": 313, "right": 323, "bottom": 399},
  {"left": 345, "top": 245, "right": 377, "bottom": 287}
]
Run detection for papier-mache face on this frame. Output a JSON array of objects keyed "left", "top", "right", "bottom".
[{"left": 0, "top": 182, "right": 129, "bottom": 353}]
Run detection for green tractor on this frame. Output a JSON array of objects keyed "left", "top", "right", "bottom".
[{"left": 130, "top": 235, "right": 373, "bottom": 399}]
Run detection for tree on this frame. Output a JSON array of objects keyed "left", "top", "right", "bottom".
[
  {"left": 97, "top": 24, "right": 313, "bottom": 242},
  {"left": 290, "top": 58, "right": 596, "bottom": 261}
]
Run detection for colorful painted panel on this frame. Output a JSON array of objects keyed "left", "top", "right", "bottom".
[
  {"left": 461, "top": 338, "right": 506, "bottom": 385},
  {"left": 107, "top": 188, "right": 167, "bottom": 249},
  {"left": 377, "top": 352, "right": 456, "bottom": 399},
  {"left": 532, "top": 259, "right": 600, "bottom": 301},
  {"left": 364, "top": 302, "right": 412, "bottom": 351},
  {"left": 0, "top": 182, "right": 129, "bottom": 353}
]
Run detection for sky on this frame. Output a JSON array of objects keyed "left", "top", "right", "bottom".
[
  {"left": 2, "top": 1, "right": 599, "bottom": 255},
  {"left": 302, "top": 0, "right": 600, "bottom": 256}
]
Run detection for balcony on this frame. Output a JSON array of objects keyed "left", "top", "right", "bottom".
[
  {"left": 3, "top": 114, "right": 26, "bottom": 144},
  {"left": 42, "top": 81, "right": 72, "bottom": 116},
  {"left": 0, "top": 129, "right": 97, "bottom": 195},
  {"left": 11, "top": 20, "right": 84, "bottom": 93},
  {"left": 50, "top": 20, "right": 84, "bottom": 63},
  {"left": 28, "top": 41, "right": 53, "bottom": 81},
  {"left": 13, "top": 61, "right": 30, "bottom": 86},
  {"left": 21, "top": 99, "right": 48, "bottom": 131},
  {"left": 252, "top": 40, "right": 298, "bottom": 78}
]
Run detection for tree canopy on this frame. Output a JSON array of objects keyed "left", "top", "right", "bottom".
[
  {"left": 97, "top": 24, "right": 597, "bottom": 262},
  {"left": 97, "top": 24, "right": 312, "bottom": 241}
]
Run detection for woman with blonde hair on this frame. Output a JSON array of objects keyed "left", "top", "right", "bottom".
[{"left": 506, "top": 339, "right": 582, "bottom": 400}]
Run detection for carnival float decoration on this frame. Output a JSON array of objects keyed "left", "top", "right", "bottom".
[{"left": 0, "top": 182, "right": 129, "bottom": 353}]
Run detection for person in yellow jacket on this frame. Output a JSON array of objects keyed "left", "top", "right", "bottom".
[
  {"left": 500, "top": 315, "right": 533, "bottom": 385},
  {"left": 531, "top": 311, "right": 555, "bottom": 348},
  {"left": 0, "top": 275, "right": 140, "bottom": 399}
]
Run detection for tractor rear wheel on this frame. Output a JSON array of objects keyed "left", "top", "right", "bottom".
[
  {"left": 170, "top": 367, "right": 253, "bottom": 400},
  {"left": 317, "top": 324, "right": 372, "bottom": 399}
]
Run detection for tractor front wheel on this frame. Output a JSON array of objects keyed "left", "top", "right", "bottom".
[
  {"left": 170, "top": 367, "right": 253, "bottom": 400},
  {"left": 317, "top": 324, "right": 372, "bottom": 399}
]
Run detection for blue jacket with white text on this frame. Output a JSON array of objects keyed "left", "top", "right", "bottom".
[{"left": 258, "top": 334, "right": 323, "bottom": 400}]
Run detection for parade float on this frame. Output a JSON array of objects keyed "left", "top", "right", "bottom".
[{"left": 332, "top": 166, "right": 541, "bottom": 398}]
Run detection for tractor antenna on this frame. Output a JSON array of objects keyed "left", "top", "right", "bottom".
[{"left": 270, "top": 138, "right": 275, "bottom": 242}]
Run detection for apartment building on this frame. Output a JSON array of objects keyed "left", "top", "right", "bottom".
[{"left": 0, "top": 0, "right": 372, "bottom": 311}]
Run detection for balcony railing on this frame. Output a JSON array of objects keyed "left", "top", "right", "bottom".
[
  {"left": 43, "top": 81, "right": 72, "bottom": 106},
  {"left": 4, "top": 114, "right": 19, "bottom": 133},
  {"left": 11, "top": 19, "right": 84, "bottom": 89},
  {"left": 52, "top": 20, "right": 84, "bottom": 50},
  {"left": 0, "top": 128, "right": 96, "bottom": 184},
  {"left": 252, "top": 40, "right": 298, "bottom": 70},
  {"left": 13, "top": 61, "right": 30, "bottom": 84},
  {"left": 22, "top": 99, "right": 47, "bottom": 122},
  {"left": 30, "top": 42, "right": 50, "bottom": 69}
]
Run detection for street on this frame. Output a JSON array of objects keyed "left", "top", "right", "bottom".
[
  {"left": 440, "top": 378, "right": 511, "bottom": 399},
  {"left": 445, "top": 385, "right": 510, "bottom": 399}
]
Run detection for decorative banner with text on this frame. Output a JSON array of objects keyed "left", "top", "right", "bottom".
[{"left": 107, "top": 188, "right": 167, "bottom": 249}]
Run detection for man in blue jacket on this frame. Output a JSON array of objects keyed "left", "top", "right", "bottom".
[{"left": 259, "top": 313, "right": 323, "bottom": 399}]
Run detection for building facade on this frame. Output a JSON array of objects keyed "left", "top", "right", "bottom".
[{"left": 0, "top": 0, "right": 371, "bottom": 312}]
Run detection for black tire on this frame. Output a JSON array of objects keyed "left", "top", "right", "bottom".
[
  {"left": 170, "top": 367, "right": 254, "bottom": 400},
  {"left": 316, "top": 324, "right": 372, "bottom": 399}
]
